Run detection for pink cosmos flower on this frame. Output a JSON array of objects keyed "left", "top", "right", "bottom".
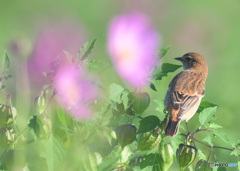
[
  {"left": 108, "top": 13, "right": 160, "bottom": 88},
  {"left": 54, "top": 64, "right": 97, "bottom": 119}
]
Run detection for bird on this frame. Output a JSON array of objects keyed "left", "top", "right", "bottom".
[{"left": 164, "top": 52, "right": 208, "bottom": 137}]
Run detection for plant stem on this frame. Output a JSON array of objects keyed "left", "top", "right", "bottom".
[
  {"left": 207, "top": 147, "right": 212, "bottom": 162},
  {"left": 180, "top": 133, "right": 235, "bottom": 151},
  {"left": 0, "top": 127, "right": 27, "bottom": 165}
]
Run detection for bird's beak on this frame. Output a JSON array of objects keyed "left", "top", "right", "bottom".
[{"left": 174, "top": 57, "right": 182, "bottom": 61}]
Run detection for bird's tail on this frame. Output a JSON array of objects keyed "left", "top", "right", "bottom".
[{"left": 165, "top": 120, "right": 181, "bottom": 137}]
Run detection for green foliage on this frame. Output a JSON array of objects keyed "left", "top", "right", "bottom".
[
  {"left": 138, "top": 116, "right": 160, "bottom": 134},
  {"left": 195, "top": 159, "right": 212, "bottom": 171},
  {"left": 198, "top": 104, "right": 217, "bottom": 126},
  {"left": 150, "top": 82, "right": 157, "bottom": 91},
  {"left": 176, "top": 144, "right": 197, "bottom": 171},
  {"left": 158, "top": 45, "right": 171, "bottom": 57},
  {"left": 160, "top": 143, "right": 174, "bottom": 171},
  {"left": 132, "top": 92, "right": 150, "bottom": 114},
  {"left": 86, "top": 60, "right": 108, "bottom": 71},
  {"left": 1, "top": 51, "right": 10, "bottom": 71},
  {"left": 0, "top": 42, "right": 238, "bottom": 171},
  {"left": 138, "top": 131, "right": 161, "bottom": 151},
  {"left": 78, "top": 39, "right": 97, "bottom": 60},
  {"left": 115, "top": 124, "right": 137, "bottom": 148},
  {"left": 154, "top": 63, "right": 182, "bottom": 80}
]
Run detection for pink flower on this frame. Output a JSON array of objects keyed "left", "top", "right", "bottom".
[
  {"left": 108, "top": 13, "right": 160, "bottom": 88},
  {"left": 54, "top": 64, "right": 97, "bottom": 119},
  {"left": 28, "top": 21, "right": 86, "bottom": 87}
]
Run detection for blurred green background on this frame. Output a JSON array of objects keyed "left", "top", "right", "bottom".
[{"left": 1, "top": 0, "right": 240, "bottom": 170}]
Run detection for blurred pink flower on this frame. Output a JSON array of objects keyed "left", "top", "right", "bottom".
[
  {"left": 108, "top": 13, "right": 160, "bottom": 88},
  {"left": 54, "top": 64, "right": 97, "bottom": 119},
  {"left": 28, "top": 21, "right": 86, "bottom": 87}
]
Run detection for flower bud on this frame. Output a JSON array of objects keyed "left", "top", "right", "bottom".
[
  {"left": 195, "top": 159, "right": 212, "bottom": 171},
  {"left": 176, "top": 144, "right": 197, "bottom": 170},
  {"left": 138, "top": 131, "right": 161, "bottom": 151},
  {"left": 116, "top": 124, "right": 137, "bottom": 148},
  {"left": 161, "top": 144, "right": 174, "bottom": 170}
]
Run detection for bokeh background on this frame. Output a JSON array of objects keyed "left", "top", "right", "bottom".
[{"left": 1, "top": 0, "right": 240, "bottom": 170}]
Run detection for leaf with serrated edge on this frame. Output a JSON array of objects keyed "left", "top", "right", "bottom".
[
  {"left": 158, "top": 45, "right": 171, "bottom": 57},
  {"left": 109, "top": 83, "right": 124, "bottom": 103},
  {"left": 154, "top": 99, "right": 165, "bottom": 114},
  {"left": 197, "top": 149, "right": 207, "bottom": 160},
  {"left": 213, "top": 129, "right": 235, "bottom": 147},
  {"left": 208, "top": 123, "right": 222, "bottom": 129},
  {"left": 121, "top": 90, "right": 130, "bottom": 110},
  {"left": 202, "top": 134, "right": 213, "bottom": 146},
  {"left": 78, "top": 39, "right": 96, "bottom": 60},
  {"left": 197, "top": 101, "right": 217, "bottom": 113},
  {"left": 199, "top": 106, "right": 217, "bottom": 126}
]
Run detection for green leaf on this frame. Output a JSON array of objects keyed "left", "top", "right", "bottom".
[
  {"left": 108, "top": 114, "right": 136, "bottom": 127},
  {"left": 197, "top": 101, "right": 218, "bottom": 113},
  {"left": 202, "top": 134, "right": 213, "bottom": 146},
  {"left": 138, "top": 116, "right": 160, "bottom": 134},
  {"left": 208, "top": 123, "right": 222, "bottom": 129},
  {"left": 152, "top": 153, "right": 164, "bottom": 171},
  {"left": 230, "top": 149, "right": 239, "bottom": 156},
  {"left": 56, "top": 107, "right": 73, "bottom": 128},
  {"left": 136, "top": 153, "right": 164, "bottom": 170},
  {"left": 41, "top": 135, "right": 66, "bottom": 171},
  {"left": 150, "top": 82, "right": 157, "bottom": 91},
  {"left": 86, "top": 60, "right": 107, "bottom": 71},
  {"left": 121, "top": 90, "right": 132, "bottom": 111},
  {"left": 199, "top": 106, "right": 217, "bottom": 126},
  {"left": 154, "top": 99, "right": 165, "bottom": 115},
  {"left": 158, "top": 45, "right": 171, "bottom": 57},
  {"left": 132, "top": 92, "right": 150, "bottom": 114},
  {"left": 213, "top": 129, "right": 234, "bottom": 147},
  {"left": 2, "top": 51, "right": 10, "bottom": 71},
  {"left": 217, "top": 167, "right": 227, "bottom": 171},
  {"left": 78, "top": 39, "right": 97, "bottom": 60},
  {"left": 109, "top": 83, "right": 124, "bottom": 103},
  {"left": 197, "top": 149, "right": 207, "bottom": 160},
  {"left": 154, "top": 63, "right": 182, "bottom": 80},
  {"left": 0, "top": 105, "right": 10, "bottom": 128},
  {"left": 97, "top": 146, "right": 121, "bottom": 171},
  {"left": 28, "top": 115, "right": 52, "bottom": 138}
]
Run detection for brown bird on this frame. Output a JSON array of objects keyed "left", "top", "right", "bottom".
[{"left": 164, "top": 52, "right": 208, "bottom": 137}]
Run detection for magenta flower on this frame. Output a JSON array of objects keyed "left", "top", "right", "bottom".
[
  {"left": 54, "top": 64, "right": 97, "bottom": 119},
  {"left": 108, "top": 13, "right": 160, "bottom": 88},
  {"left": 28, "top": 21, "right": 86, "bottom": 87}
]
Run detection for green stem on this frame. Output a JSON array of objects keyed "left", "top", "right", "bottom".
[
  {"left": 207, "top": 147, "right": 212, "bottom": 162},
  {"left": 180, "top": 133, "right": 235, "bottom": 151},
  {"left": 0, "top": 127, "right": 27, "bottom": 165}
]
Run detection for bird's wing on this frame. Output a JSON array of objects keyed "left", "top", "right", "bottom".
[{"left": 170, "top": 91, "right": 200, "bottom": 119}]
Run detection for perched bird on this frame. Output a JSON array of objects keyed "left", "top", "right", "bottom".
[{"left": 164, "top": 52, "right": 208, "bottom": 137}]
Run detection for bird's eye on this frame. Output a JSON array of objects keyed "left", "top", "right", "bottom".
[{"left": 185, "top": 56, "right": 191, "bottom": 61}]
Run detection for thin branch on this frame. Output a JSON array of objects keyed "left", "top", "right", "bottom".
[
  {"left": 192, "top": 126, "right": 213, "bottom": 135},
  {"left": 180, "top": 133, "right": 235, "bottom": 151},
  {"left": 207, "top": 147, "right": 212, "bottom": 162}
]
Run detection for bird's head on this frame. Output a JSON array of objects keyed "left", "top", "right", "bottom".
[{"left": 175, "top": 52, "right": 208, "bottom": 72}]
